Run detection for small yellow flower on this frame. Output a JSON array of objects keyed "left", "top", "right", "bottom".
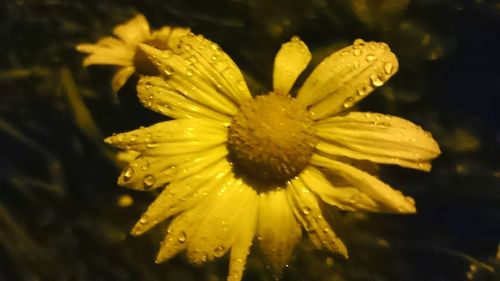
[
  {"left": 76, "top": 14, "right": 190, "bottom": 93},
  {"left": 105, "top": 34, "right": 440, "bottom": 281}
]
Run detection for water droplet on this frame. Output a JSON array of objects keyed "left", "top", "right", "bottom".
[
  {"left": 123, "top": 166, "right": 134, "bottom": 181},
  {"left": 214, "top": 245, "right": 225, "bottom": 257},
  {"left": 143, "top": 174, "right": 156, "bottom": 189},
  {"left": 384, "top": 62, "right": 393, "bottom": 74},
  {"left": 186, "top": 69, "right": 193, "bottom": 77},
  {"left": 211, "top": 55, "right": 218, "bottom": 61},
  {"left": 291, "top": 36, "right": 300, "bottom": 42},
  {"left": 302, "top": 207, "right": 311, "bottom": 215},
  {"left": 356, "top": 84, "right": 370, "bottom": 96},
  {"left": 353, "top": 38, "right": 365, "bottom": 46},
  {"left": 342, "top": 96, "right": 355, "bottom": 108},
  {"left": 370, "top": 73, "right": 385, "bottom": 87},
  {"left": 366, "top": 53, "right": 377, "bottom": 62},
  {"left": 163, "top": 66, "right": 174, "bottom": 76},
  {"left": 353, "top": 48, "right": 362, "bottom": 56},
  {"left": 178, "top": 231, "right": 187, "bottom": 243}
]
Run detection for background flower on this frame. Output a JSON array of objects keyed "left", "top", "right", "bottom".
[{"left": 0, "top": 0, "right": 498, "bottom": 281}]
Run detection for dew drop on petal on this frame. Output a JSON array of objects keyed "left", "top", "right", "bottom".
[
  {"left": 302, "top": 207, "right": 311, "bottom": 215},
  {"left": 143, "top": 174, "right": 156, "bottom": 189},
  {"left": 178, "top": 231, "right": 187, "bottom": 243},
  {"left": 353, "top": 38, "right": 365, "bottom": 46},
  {"left": 214, "top": 245, "right": 225, "bottom": 257},
  {"left": 384, "top": 62, "right": 394, "bottom": 74},
  {"left": 353, "top": 48, "right": 362, "bottom": 56},
  {"left": 123, "top": 166, "right": 134, "bottom": 181},
  {"left": 342, "top": 97, "right": 355, "bottom": 108},
  {"left": 163, "top": 65, "right": 174, "bottom": 76},
  {"left": 366, "top": 53, "right": 377, "bottom": 62},
  {"left": 370, "top": 73, "right": 385, "bottom": 87}
]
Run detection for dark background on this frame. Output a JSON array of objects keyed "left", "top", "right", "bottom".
[{"left": 0, "top": 0, "right": 499, "bottom": 280}]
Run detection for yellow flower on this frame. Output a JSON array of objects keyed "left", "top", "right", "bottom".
[
  {"left": 76, "top": 14, "right": 190, "bottom": 93},
  {"left": 105, "top": 34, "right": 440, "bottom": 281}
]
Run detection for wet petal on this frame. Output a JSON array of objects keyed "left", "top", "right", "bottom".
[
  {"left": 177, "top": 33, "right": 252, "bottom": 104},
  {"left": 300, "top": 166, "right": 382, "bottom": 212},
  {"left": 186, "top": 177, "right": 258, "bottom": 264},
  {"left": 118, "top": 145, "right": 228, "bottom": 190},
  {"left": 296, "top": 39, "right": 398, "bottom": 120},
  {"left": 273, "top": 36, "right": 311, "bottom": 95},
  {"left": 104, "top": 118, "right": 227, "bottom": 154},
  {"left": 315, "top": 112, "right": 441, "bottom": 171},
  {"left": 132, "top": 159, "right": 232, "bottom": 236},
  {"left": 112, "top": 14, "right": 150, "bottom": 44},
  {"left": 227, "top": 201, "right": 257, "bottom": 281},
  {"left": 287, "top": 178, "right": 348, "bottom": 257},
  {"left": 139, "top": 44, "right": 239, "bottom": 116},
  {"left": 77, "top": 43, "right": 133, "bottom": 67},
  {"left": 111, "top": 66, "right": 135, "bottom": 93},
  {"left": 137, "top": 76, "right": 232, "bottom": 123},
  {"left": 257, "top": 189, "right": 302, "bottom": 275},
  {"left": 311, "top": 154, "right": 416, "bottom": 213}
]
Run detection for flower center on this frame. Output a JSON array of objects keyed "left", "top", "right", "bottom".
[{"left": 227, "top": 93, "right": 317, "bottom": 190}]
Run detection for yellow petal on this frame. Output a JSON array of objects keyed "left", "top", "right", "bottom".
[
  {"left": 155, "top": 200, "right": 208, "bottom": 263},
  {"left": 257, "top": 189, "right": 302, "bottom": 275},
  {"left": 311, "top": 154, "right": 416, "bottom": 213},
  {"left": 137, "top": 76, "right": 232, "bottom": 123},
  {"left": 177, "top": 33, "right": 253, "bottom": 104},
  {"left": 186, "top": 177, "right": 258, "bottom": 264},
  {"left": 227, "top": 200, "right": 257, "bottom": 281},
  {"left": 104, "top": 118, "right": 227, "bottom": 154},
  {"left": 117, "top": 146, "right": 228, "bottom": 190},
  {"left": 112, "top": 14, "right": 150, "bottom": 44},
  {"left": 296, "top": 39, "right": 398, "bottom": 120},
  {"left": 315, "top": 112, "right": 441, "bottom": 171},
  {"left": 132, "top": 160, "right": 232, "bottom": 236},
  {"left": 273, "top": 36, "right": 311, "bottom": 95},
  {"left": 287, "top": 178, "right": 348, "bottom": 257},
  {"left": 300, "top": 167, "right": 382, "bottom": 212},
  {"left": 111, "top": 66, "right": 135, "bottom": 93},
  {"left": 78, "top": 45, "right": 133, "bottom": 67},
  {"left": 138, "top": 44, "right": 239, "bottom": 116}
]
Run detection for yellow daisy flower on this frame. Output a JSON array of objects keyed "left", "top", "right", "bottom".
[
  {"left": 105, "top": 34, "right": 440, "bottom": 281},
  {"left": 76, "top": 14, "right": 190, "bottom": 93}
]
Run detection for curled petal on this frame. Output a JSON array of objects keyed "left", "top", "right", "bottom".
[
  {"left": 131, "top": 159, "right": 232, "bottom": 236},
  {"left": 257, "top": 189, "right": 302, "bottom": 275},
  {"left": 315, "top": 112, "right": 441, "bottom": 171},
  {"left": 311, "top": 154, "right": 416, "bottom": 213},
  {"left": 273, "top": 36, "right": 311, "bottom": 95},
  {"left": 137, "top": 76, "right": 232, "bottom": 123},
  {"left": 104, "top": 118, "right": 227, "bottom": 154},
  {"left": 287, "top": 178, "right": 348, "bottom": 257},
  {"left": 296, "top": 39, "right": 398, "bottom": 120},
  {"left": 300, "top": 167, "right": 382, "bottom": 212},
  {"left": 139, "top": 44, "right": 239, "bottom": 116},
  {"left": 186, "top": 178, "right": 258, "bottom": 264},
  {"left": 112, "top": 14, "right": 150, "bottom": 44}
]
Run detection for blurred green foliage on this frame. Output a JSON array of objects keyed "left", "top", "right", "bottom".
[{"left": 0, "top": 0, "right": 499, "bottom": 280}]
